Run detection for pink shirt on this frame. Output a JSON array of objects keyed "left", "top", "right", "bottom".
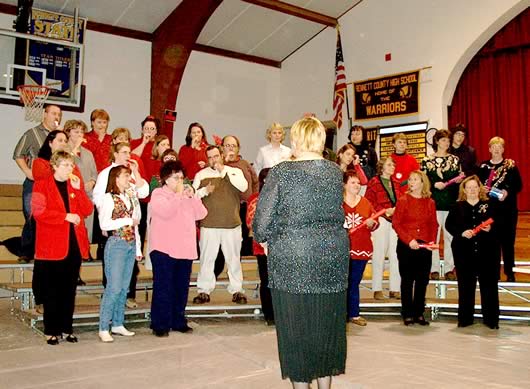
[{"left": 149, "top": 186, "right": 207, "bottom": 260}]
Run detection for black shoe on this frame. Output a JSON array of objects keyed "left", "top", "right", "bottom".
[
  {"left": 77, "top": 277, "right": 86, "bottom": 286},
  {"left": 46, "top": 336, "right": 59, "bottom": 345},
  {"left": 173, "top": 325, "right": 193, "bottom": 333},
  {"left": 403, "top": 317, "right": 414, "bottom": 326},
  {"left": 153, "top": 330, "right": 169, "bottom": 337},
  {"left": 415, "top": 316, "right": 430, "bottom": 326},
  {"left": 17, "top": 256, "right": 31, "bottom": 264},
  {"left": 265, "top": 319, "right": 275, "bottom": 326},
  {"left": 506, "top": 274, "right": 516, "bottom": 282},
  {"left": 457, "top": 322, "right": 473, "bottom": 328},
  {"left": 65, "top": 334, "right": 78, "bottom": 343},
  {"left": 485, "top": 323, "right": 499, "bottom": 329}
]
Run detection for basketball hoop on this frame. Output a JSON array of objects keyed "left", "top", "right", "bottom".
[{"left": 17, "top": 85, "right": 51, "bottom": 122}]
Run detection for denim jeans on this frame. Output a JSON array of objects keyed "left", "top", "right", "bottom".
[
  {"left": 99, "top": 237, "right": 136, "bottom": 331},
  {"left": 21, "top": 178, "right": 35, "bottom": 258},
  {"left": 347, "top": 260, "right": 368, "bottom": 318}
]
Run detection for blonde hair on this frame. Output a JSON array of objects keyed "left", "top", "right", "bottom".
[
  {"left": 392, "top": 132, "right": 407, "bottom": 144},
  {"left": 458, "top": 175, "right": 488, "bottom": 202},
  {"left": 290, "top": 117, "right": 326, "bottom": 155},
  {"left": 63, "top": 119, "right": 87, "bottom": 134},
  {"left": 50, "top": 150, "right": 74, "bottom": 168},
  {"left": 376, "top": 156, "right": 396, "bottom": 175},
  {"left": 111, "top": 127, "right": 131, "bottom": 142},
  {"left": 488, "top": 136, "right": 505, "bottom": 147},
  {"left": 266, "top": 122, "right": 285, "bottom": 143},
  {"left": 407, "top": 170, "right": 431, "bottom": 198}
]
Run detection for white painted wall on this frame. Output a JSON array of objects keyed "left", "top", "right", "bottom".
[
  {"left": 0, "top": 13, "right": 151, "bottom": 183},
  {"left": 173, "top": 50, "right": 281, "bottom": 164},
  {"left": 280, "top": 0, "right": 528, "bottom": 149}
]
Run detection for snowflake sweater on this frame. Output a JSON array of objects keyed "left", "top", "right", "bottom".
[{"left": 343, "top": 197, "right": 377, "bottom": 260}]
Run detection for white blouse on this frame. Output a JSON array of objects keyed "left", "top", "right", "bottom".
[
  {"left": 99, "top": 191, "right": 142, "bottom": 257},
  {"left": 254, "top": 143, "right": 291, "bottom": 175}
]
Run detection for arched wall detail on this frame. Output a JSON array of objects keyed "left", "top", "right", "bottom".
[{"left": 441, "top": 2, "right": 530, "bottom": 127}]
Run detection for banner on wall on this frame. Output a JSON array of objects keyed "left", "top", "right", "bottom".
[
  {"left": 353, "top": 70, "right": 419, "bottom": 121},
  {"left": 27, "top": 8, "right": 86, "bottom": 98}
]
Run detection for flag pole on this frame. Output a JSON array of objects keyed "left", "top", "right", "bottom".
[{"left": 345, "top": 83, "right": 352, "bottom": 130}]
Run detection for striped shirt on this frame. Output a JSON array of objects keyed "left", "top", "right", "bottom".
[{"left": 12, "top": 124, "right": 50, "bottom": 169}]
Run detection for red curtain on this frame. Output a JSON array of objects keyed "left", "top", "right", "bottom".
[{"left": 449, "top": 8, "right": 530, "bottom": 211}]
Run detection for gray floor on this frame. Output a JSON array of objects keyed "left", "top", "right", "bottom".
[{"left": 0, "top": 300, "right": 529, "bottom": 389}]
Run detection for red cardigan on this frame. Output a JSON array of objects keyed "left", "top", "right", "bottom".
[
  {"left": 392, "top": 193, "right": 438, "bottom": 245},
  {"left": 365, "top": 175, "right": 404, "bottom": 221},
  {"left": 32, "top": 175, "right": 93, "bottom": 260}
]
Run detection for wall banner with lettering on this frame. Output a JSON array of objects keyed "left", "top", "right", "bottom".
[
  {"left": 27, "top": 8, "right": 86, "bottom": 98},
  {"left": 353, "top": 70, "right": 419, "bottom": 121}
]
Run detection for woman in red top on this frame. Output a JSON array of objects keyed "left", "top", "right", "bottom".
[
  {"left": 343, "top": 170, "right": 378, "bottom": 326},
  {"left": 32, "top": 130, "right": 69, "bottom": 181},
  {"left": 178, "top": 122, "right": 208, "bottom": 180},
  {"left": 32, "top": 130, "right": 84, "bottom": 308},
  {"left": 365, "top": 157, "right": 404, "bottom": 300},
  {"left": 145, "top": 135, "right": 171, "bottom": 190},
  {"left": 131, "top": 115, "right": 160, "bottom": 166},
  {"left": 392, "top": 170, "right": 438, "bottom": 326},
  {"left": 246, "top": 168, "right": 274, "bottom": 325},
  {"left": 32, "top": 151, "right": 93, "bottom": 345},
  {"left": 336, "top": 144, "right": 368, "bottom": 184}
]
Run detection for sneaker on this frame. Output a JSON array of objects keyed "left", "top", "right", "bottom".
[
  {"left": 98, "top": 331, "right": 114, "bottom": 342},
  {"left": 373, "top": 291, "right": 385, "bottom": 300},
  {"left": 192, "top": 293, "right": 210, "bottom": 304},
  {"left": 389, "top": 291, "right": 401, "bottom": 300},
  {"left": 232, "top": 292, "right": 247, "bottom": 304},
  {"left": 111, "top": 326, "right": 135, "bottom": 336},
  {"left": 430, "top": 272, "right": 440, "bottom": 280},
  {"left": 444, "top": 270, "right": 457, "bottom": 281},
  {"left": 350, "top": 316, "right": 367, "bottom": 326},
  {"left": 126, "top": 298, "right": 138, "bottom": 308}
]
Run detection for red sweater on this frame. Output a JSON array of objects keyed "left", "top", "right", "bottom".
[
  {"left": 83, "top": 131, "right": 112, "bottom": 173},
  {"left": 246, "top": 193, "right": 265, "bottom": 256},
  {"left": 32, "top": 175, "right": 93, "bottom": 260},
  {"left": 392, "top": 193, "right": 438, "bottom": 245},
  {"left": 343, "top": 197, "right": 377, "bottom": 260},
  {"left": 130, "top": 138, "right": 154, "bottom": 170},
  {"left": 391, "top": 152, "right": 419, "bottom": 186},
  {"left": 179, "top": 144, "right": 208, "bottom": 180}
]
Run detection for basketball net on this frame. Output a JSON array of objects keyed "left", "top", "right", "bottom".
[{"left": 17, "top": 85, "right": 51, "bottom": 122}]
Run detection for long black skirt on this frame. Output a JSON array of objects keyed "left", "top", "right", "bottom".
[{"left": 271, "top": 289, "right": 347, "bottom": 382}]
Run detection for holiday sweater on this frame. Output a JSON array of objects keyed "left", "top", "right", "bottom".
[{"left": 343, "top": 197, "right": 377, "bottom": 260}]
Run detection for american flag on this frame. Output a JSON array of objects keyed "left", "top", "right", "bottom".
[{"left": 333, "top": 29, "right": 346, "bottom": 129}]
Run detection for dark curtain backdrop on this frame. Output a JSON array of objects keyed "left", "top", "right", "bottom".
[{"left": 449, "top": 7, "right": 530, "bottom": 211}]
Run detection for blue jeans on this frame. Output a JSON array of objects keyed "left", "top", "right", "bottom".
[
  {"left": 150, "top": 251, "right": 192, "bottom": 331},
  {"left": 347, "top": 260, "right": 367, "bottom": 318},
  {"left": 21, "top": 178, "right": 35, "bottom": 257},
  {"left": 99, "top": 237, "right": 136, "bottom": 331}
]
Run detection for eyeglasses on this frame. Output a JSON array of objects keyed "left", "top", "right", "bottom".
[{"left": 223, "top": 144, "right": 238, "bottom": 149}]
